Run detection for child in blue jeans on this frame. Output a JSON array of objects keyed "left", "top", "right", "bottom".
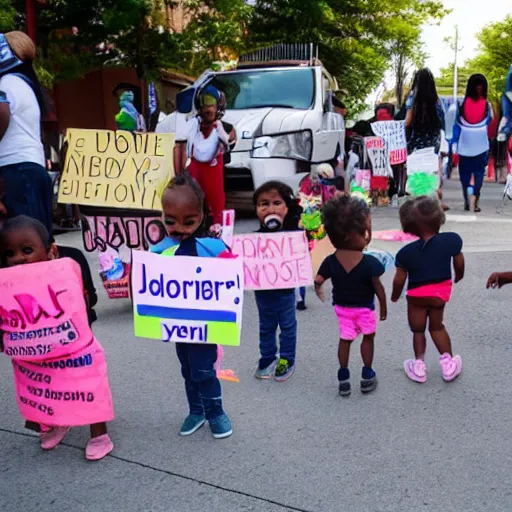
[
  {"left": 151, "top": 174, "right": 232, "bottom": 439},
  {"left": 253, "top": 181, "right": 302, "bottom": 382}
]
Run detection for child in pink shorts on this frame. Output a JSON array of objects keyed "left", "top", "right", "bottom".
[
  {"left": 392, "top": 196, "right": 464, "bottom": 384},
  {"left": 315, "top": 195, "right": 387, "bottom": 397}
]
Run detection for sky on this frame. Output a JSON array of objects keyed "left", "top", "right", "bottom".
[{"left": 423, "top": 0, "right": 512, "bottom": 75}]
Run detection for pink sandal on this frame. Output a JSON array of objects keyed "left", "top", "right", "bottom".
[
  {"left": 85, "top": 434, "right": 114, "bottom": 461},
  {"left": 40, "top": 427, "right": 70, "bottom": 450},
  {"left": 440, "top": 353, "right": 462, "bottom": 382},
  {"left": 404, "top": 359, "right": 427, "bottom": 383}
]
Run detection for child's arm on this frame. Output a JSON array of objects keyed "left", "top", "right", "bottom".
[
  {"left": 392, "top": 268, "right": 408, "bottom": 302},
  {"left": 373, "top": 277, "right": 387, "bottom": 321},
  {"left": 487, "top": 272, "right": 512, "bottom": 289},
  {"left": 314, "top": 275, "right": 327, "bottom": 302},
  {"left": 453, "top": 253, "right": 465, "bottom": 283}
]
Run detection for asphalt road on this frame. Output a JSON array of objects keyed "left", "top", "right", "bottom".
[{"left": 2, "top": 180, "right": 512, "bottom": 512}]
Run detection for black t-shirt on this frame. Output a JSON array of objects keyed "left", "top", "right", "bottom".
[
  {"left": 58, "top": 245, "right": 98, "bottom": 325},
  {"left": 395, "top": 232, "right": 463, "bottom": 289},
  {"left": 318, "top": 253, "right": 385, "bottom": 309}
]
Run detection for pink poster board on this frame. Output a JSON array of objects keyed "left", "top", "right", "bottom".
[{"left": 231, "top": 231, "right": 313, "bottom": 290}]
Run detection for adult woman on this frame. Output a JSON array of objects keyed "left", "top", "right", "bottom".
[
  {"left": 0, "top": 31, "right": 52, "bottom": 235},
  {"left": 405, "top": 68, "right": 446, "bottom": 209},
  {"left": 453, "top": 74, "right": 493, "bottom": 212}
]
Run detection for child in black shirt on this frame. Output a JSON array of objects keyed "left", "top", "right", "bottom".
[
  {"left": 392, "top": 196, "right": 464, "bottom": 384},
  {"left": 315, "top": 195, "right": 387, "bottom": 396}
]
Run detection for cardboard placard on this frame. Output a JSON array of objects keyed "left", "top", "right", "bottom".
[{"left": 371, "top": 121, "right": 408, "bottom": 165}]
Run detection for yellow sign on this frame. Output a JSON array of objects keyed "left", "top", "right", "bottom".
[{"left": 58, "top": 129, "right": 175, "bottom": 210}]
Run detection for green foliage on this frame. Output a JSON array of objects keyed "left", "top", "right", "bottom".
[{"left": 0, "top": 0, "right": 17, "bottom": 33}]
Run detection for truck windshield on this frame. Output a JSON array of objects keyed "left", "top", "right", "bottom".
[{"left": 210, "top": 68, "right": 315, "bottom": 110}]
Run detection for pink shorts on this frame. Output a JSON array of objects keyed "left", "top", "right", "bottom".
[
  {"left": 334, "top": 306, "right": 377, "bottom": 341},
  {"left": 407, "top": 280, "right": 452, "bottom": 303}
]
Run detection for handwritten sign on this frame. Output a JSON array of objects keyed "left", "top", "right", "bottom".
[
  {"left": 0, "top": 259, "right": 93, "bottom": 361},
  {"left": 81, "top": 208, "right": 165, "bottom": 299},
  {"left": 12, "top": 339, "right": 114, "bottom": 426},
  {"left": 365, "top": 137, "right": 392, "bottom": 177},
  {"left": 407, "top": 147, "right": 439, "bottom": 175},
  {"left": 371, "top": 121, "right": 407, "bottom": 165},
  {"left": 58, "top": 129, "right": 175, "bottom": 210},
  {"left": 131, "top": 250, "right": 244, "bottom": 346},
  {"left": 231, "top": 231, "right": 313, "bottom": 290}
]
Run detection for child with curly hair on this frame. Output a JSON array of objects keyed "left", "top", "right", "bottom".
[
  {"left": 392, "top": 196, "right": 464, "bottom": 383},
  {"left": 315, "top": 195, "right": 387, "bottom": 396}
]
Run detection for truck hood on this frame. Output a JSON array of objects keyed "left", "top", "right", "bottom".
[{"left": 223, "top": 108, "right": 318, "bottom": 152}]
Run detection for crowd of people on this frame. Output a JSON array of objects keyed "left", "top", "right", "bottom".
[{"left": 3, "top": 28, "right": 512, "bottom": 463}]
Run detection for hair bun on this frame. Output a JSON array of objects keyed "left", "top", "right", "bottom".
[{"left": 5, "top": 31, "right": 36, "bottom": 62}]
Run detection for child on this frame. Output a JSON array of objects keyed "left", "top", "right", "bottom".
[
  {"left": 315, "top": 195, "right": 387, "bottom": 396},
  {"left": 150, "top": 174, "right": 232, "bottom": 439},
  {"left": 392, "top": 196, "right": 464, "bottom": 383},
  {"left": 253, "top": 181, "right": 302, "bottom": 381},
  {"left": 0, "top": 215, "right": 114, "bottom": 460}
]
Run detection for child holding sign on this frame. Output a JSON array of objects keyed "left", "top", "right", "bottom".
[
  {"left": 314, "top": 195, "right": 387, "bottom": 396},
  {"left": 150, "top": 175, "right": 233, "bottom": 439},
  {"left": 253, "top": 181, "right": 303, "bottom": 381},
  {"left": 0, "top": 216, "right": 114, "bottom": 460}
]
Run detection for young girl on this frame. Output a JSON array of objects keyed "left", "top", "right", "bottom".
[
  {"left": 0, "top": 215, "right": 114, "bottom": 460},
  {"left": 392, "top": 196, "right": 464, "bottom": 383},
  {"left": 315, "top": 195, "right": 387, "bottom": 396},
  {"left": 150, "top": 174, "right": 232, "bottom": 439},
  {"left": 253, "top": 181, "right": 302, "bottom": 381}
]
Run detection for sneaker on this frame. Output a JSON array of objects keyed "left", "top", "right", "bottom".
[
  {"left": 296, "top": 301, "right": 307, "bottom": 311},
  {"left": 85, "top": 434, "right": 114, "bottom": 461},
  {"left": 180, "top": 414, "right": 206, "bottom": 436},
  {"left": 440, "top": 353, "right": 462, "bottom": 382},
  {"left": 40, "top": 427, "right": 70, "bottom": 450},
  {"left": 339, "top": 379, "right": 351, "bottom": 397},
  {"left": 404, "top": 359, "right": 427, "bottom": 383},
  {"left": 360, "top": 368, "right": 377, "bottom": 394},
  {"left": 274, "top": 358, "right": 295, "bottom": 382},
  {"left": 254, "top": 359, "right": 276, "bottom": 380},
  {"left": 209, "top": 414, "right": 233, "bottom": 439}
]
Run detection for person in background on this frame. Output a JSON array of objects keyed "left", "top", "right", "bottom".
[
  {"left": 0, "top": 32, "right": 52, "bottom": 236},
  {"left": 333, "top": 97, "right": 348, "bottom": 119},
  {"left": 452, "top": 74, "right": 493, "bottom": 212},
  {"left": 115, "top": 90, "right": 146, "bottom": 133},
  {"left": 405, "top": 68, "right": 447, "bottom": 210}
]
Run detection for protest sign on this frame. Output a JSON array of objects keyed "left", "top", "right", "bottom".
[
  {"left": 406, "top": 147, "right": 439, "bottom": 175},
  {"left": 371, "top": 121, "right": 408, "bottom": 165},
  {"left": 12, "top": 339, "right": 114, "bottom": 426},
  {"left": 132, "top": 250, "right": 244, "bottom": 346},
  {"left": 81, "top": 207, "right": 165, "bottom": 299},
  {"left": 365, "top": 137, "right": 392, "bottom": 177},
  {"left": 230, "top": 231, "right": 313, "bottom": 291},
  {"left": 58, "top": 129, "right": 175, "bottom": 210},
  {"left": 0, "top": 259, "right": 93, "bottom": 361}
]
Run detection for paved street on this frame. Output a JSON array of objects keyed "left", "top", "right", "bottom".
[{"left": 2, "top": 180, "right": 512, "bottom": 512}]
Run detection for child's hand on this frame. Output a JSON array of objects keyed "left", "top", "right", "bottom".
[
  {"left": 487, "top": 272, "right": 504, "bottom": 289},
  {"left": 315, "top": 286, "right": 326, "bottom": 303},
  {"left": 380, "top": 305, "right": 387, "bottom": 321}
]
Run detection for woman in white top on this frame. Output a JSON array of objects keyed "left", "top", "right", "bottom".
[{"left": 0, "top": 31, "right": 52, "bottom": 235}]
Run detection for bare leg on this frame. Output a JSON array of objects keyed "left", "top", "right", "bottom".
[
  {"left": 428, "top": 306, "right": 453, "bottom": 356},
  {"left": 338, "top": 338, "right": 352, "bottom": 368},
  {"left": 407, "top": 300, "right": 428, "bottom": 359},
  {"left": 90, "top": 422, "right": 107, "bottom": 439},
  {"left": 360, "top": 334, "right": 375, "bottom": 368}
]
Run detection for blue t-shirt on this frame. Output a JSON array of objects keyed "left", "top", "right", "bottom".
[
  {"left": 318, "top": 253, "right": 385, "bottom": 309},
  {"left": 395, "top": 232, "right": 463, "bottom": 289},
  {"left": 151, "top": 236, "right": 227, "bottom": 257}
]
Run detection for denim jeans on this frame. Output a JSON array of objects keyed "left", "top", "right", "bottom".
[
  {"left": 255, "top": 289, "right": 297, "bottom": 367},
  {"left": 459, "top": 152, "right": 488, "bottom": 199},
  {"left": 175, "top": 343, "right": 224, "bottom": 420}
]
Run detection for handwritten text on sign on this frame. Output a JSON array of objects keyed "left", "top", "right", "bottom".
[
  {"left": 231, "top": 231, "right": 313, "bottom": 290},
  {"left": 81, "top": 210, "right": 165, "bottom": 299},
  {"left": 12, "top": 339, "right": 114, "bottom": 426},
  {"left": 365, "top": 137, "right": 391, "bottom": 177},
  {"left": 371, "top": 121, "right": 408, "bottom": 165},
  {"left": 0, "top": 259, "right": 93, "bottom": 361},
  {"left": 58, "top": 129, "right": 175, "bottom": 210},
  {"left": 132, "top": 251, "right": 244, "bottom": 346}
]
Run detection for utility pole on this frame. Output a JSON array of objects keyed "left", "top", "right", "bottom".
[
  {"left": 453, "top": 25, "right": 459, "bottom": 102},
  {"left": 26, "top": 0, "right": 37, "bottom": 41}
]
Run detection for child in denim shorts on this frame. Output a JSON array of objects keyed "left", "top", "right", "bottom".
[{"left": 315, "top": 195, "right": 387, "bottom": 397}]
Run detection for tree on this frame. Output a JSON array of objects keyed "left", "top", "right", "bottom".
[
  {"left": 0, "top": 0, "right": 17, "bottom": 33},
  {"left": 250, "top": 0, "right": 447, "bottom": 110}
]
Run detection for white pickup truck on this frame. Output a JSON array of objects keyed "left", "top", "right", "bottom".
[{"left": 176, "top": 44, "right": 345, "bottom": 193}]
